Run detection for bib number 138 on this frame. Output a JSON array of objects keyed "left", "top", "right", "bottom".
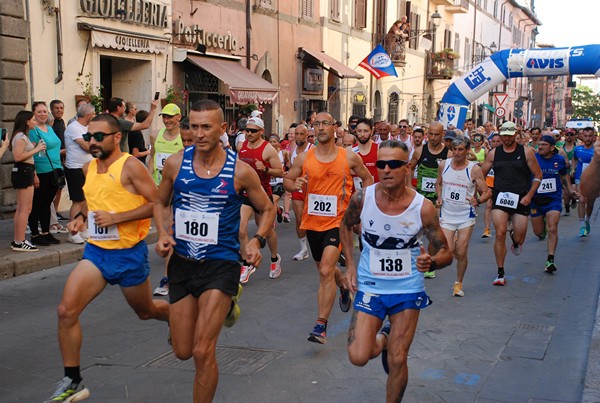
[{"left": 369, "top": 248, "right": 411, "bottom": 278}]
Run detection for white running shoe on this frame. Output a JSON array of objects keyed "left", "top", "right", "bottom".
[
  {"left": 80, "top": 229, "right": 89, "bottom": 240},
  {"left": 239, "top": 265, "right": 256, "bottom": 284},
  {"left": 293, "top": 249, "right": 309, "bottom": 261},
  {"left": 269, "top": 254, "right": 282, "bottom": 279},
  {"left": 68, "top": 232, "right": 85, "bottom": 244}
]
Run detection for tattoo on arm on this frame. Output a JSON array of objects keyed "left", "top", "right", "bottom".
[
  {"left": 342, "top": 189, "right": 364, "bottom": 228},
  {"left": 347, "top": 310, "right": 358, "bottom": 346},
  {"left": 423, "top": 214, "right": 446, "bottom": 253}
]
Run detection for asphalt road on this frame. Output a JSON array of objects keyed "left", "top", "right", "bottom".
[{"left": 1, "top": 206, "right": 600, "bottom": 402}]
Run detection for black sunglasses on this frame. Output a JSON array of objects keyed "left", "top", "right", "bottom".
[
  {"left": 399, "top": 125, "right": 408, "bottom": 128},
  {"left": 376, "top": 159, "right": 409, "bottom": 169},
  {"left": 83, "top": 131, "right": 117, "bottom": 142},
  {"left": 246, "top": 128, "right": 261, "bottom": 134}
]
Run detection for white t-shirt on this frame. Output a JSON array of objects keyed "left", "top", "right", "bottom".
[{"left": 64, "top": 120, "right": 92, "bottom": 169}]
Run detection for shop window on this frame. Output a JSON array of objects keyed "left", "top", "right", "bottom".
[
  {"left": 355, "top": 0, "right": 367, "bottom": 29},
  {"left": 388, "top": 92, "right": 399, "bottom": 124},
  {"left": 185, "top": 69, "right": 219, "bottom": 93}
]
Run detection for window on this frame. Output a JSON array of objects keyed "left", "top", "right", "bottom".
[
  {"left": 464, "top": 38, "right": 471, "bottom": 68},
  {"left": 443, "top": 29, "right": 452, "bottom": 50},
  {"left": 355, "top": 0, "right": 367, "bottom": 29},
  {"left": 409, "top": 12, "right": 420, "bottom": 50},
  {"left": 302, "top": 0, "right": 314, "bottom": 19},
  {"left": 493, "top": 0, "right": 498, "bottom": 18},
  {"left": 330, "top": 0, "right": 340, "bottom": 21},
  {"left": 353, "top": 103, "right": 366, "bottom": 118},
  {"left": 454, "top": 33, "right": 461, "bottom": 69},
  {"left": 388, "top": 93, "right": 400, "bottom": 124}
]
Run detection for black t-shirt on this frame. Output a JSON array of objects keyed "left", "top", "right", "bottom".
[
  {"left": 52, "top": 118, "right": 66, "bottom": 149},
  {"left": 128, "top": 130, "right": 147, "bottom": 165}
]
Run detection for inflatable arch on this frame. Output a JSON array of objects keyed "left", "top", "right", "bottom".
[{"left": 438, "top": 45, "right": 600, "bottom": 129}]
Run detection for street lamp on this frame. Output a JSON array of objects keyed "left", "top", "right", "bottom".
[
  {"left": 472, "top": 42, "right": 497, "bottom": 63},
  {"left": 412, "top": 10, "right": 442, "bottom": 52}
]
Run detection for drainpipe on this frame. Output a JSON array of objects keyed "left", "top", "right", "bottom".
[
  {"left": 25, "top": 0, "right": 34, "bottom": 102},
  {"left": 54, "top": 1, "right": 64, "bottom": 84},
  {"left": 245, "top": 0, "right": 251, "bottom": 69}
]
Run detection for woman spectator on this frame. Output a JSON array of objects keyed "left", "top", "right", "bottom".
[
  {"left": 10, "top": 110, "right": 46, "bottom": 251},
  {"left": 28, "top": 101, "right": 63, "bottom": 246},
  {"left": 124, "top": 101, "right": 137, "bottom": 123}
]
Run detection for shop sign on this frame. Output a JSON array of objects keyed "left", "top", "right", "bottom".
[
  {"left": 80, "top": 0, "right": 168, "bottom": 29},
  {"left": 92, "top": 30, "right": 167, "bottom": 53},
  {"left": 174, "top": 21, "right": 238, "bottom": 51}
]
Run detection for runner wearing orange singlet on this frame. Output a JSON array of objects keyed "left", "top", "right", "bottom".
[{"left": 284, "top": 111, "right": 373, "bottom": 344}]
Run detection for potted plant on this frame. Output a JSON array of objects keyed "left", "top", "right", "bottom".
[{"left": 76, "top": 73, "right": 104, "bottom": 114}]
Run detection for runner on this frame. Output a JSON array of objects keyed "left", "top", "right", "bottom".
[
  {"left": 268, "top": 134, "right": 288, "bottom": 223},
  {"left": 572, "top": 126, "right": 596, "bottom": 237},
  {"left": 435, "top": 136, "right": 491, "bottom": 297},
  {"left": 154, "top": 99, "right": 275, "bottom": 403},
  {"left": 482, "top": 133, "right": 502, "bottom": 238},
  {"left": 44, "top": 114, "right": 169, "bottom": 402},
  {"left": 481, "top": 121, "right": 542, "bottom": 286},
  {"left": 580, "top": 129, "right": 600, "bottom": 201},
  {"left": 531, "top": 135, "right": 576, "bottom": 273},
  {"left": 561, "top": 128, "right": 577, "bottom": 216},
  {"left": 238, "top": 116, "right": 284, "bottom": 282},
  {"left": 351, "top": 117, "right": 379, "bottom": 189},
  {"left": 340, "top": 139, "right": 452, "bottom": 402},
  {"left": 284, "top": 111, "right": 373, "bottom": 344}
]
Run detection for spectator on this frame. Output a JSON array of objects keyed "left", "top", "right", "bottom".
[
  {"left": 128, "top": 109, "right": 151, "bottom": 165},
  {"left": 10, "top": 110, "right": 46, "bottom": 251},
  {"left": 68, "top": 98, "right": 89, "bottom": 126},
  {"left": 107, "top": 97, "right": 158, "bottom": 152},
  {"left": 50, "top": 99, "right": 68, "bottom": 224},
  {"left": 124, "top": 101, "right": 137, "bottom": 123}
]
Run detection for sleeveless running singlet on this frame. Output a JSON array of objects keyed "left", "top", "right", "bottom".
[
  {"left": 357, "top": 185, "right": 425, "bottom": 294},
  {"left": 84, "top": 154, "right": 150, "bottom": 249},
  {"left": 239, "top": 140, "right": 272, "bottom": 195},
  {"left": 300, "top": 147, "right": 353, "bottom": 231},
  {"left": 351, "top": 142, "right": 379, "bottom": 188},
  {"left": 172, "top": 147, "right": 242, "bottom": 261},
  {"left": 417, "top": 145, "right": 449, "bottom": 200},
  {"left": 440, "top": 158, "right": 477, "bottom": 224},
  {"left": 152, "top": 128, "right": 183, "bottom": 184},
  {"left": 493, "top": 143, "right": 531, "bottom": 195}
]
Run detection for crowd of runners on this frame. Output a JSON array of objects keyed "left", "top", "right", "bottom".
[{"left": 5, "top": 97, "right": 597, "bottom": 402}]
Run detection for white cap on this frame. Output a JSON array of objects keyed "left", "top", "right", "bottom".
[
  {"left": 246, "top": 117, "right": 264, "bottom": 129},
  {"left": 250, "top": 110, "right": 263, "bottom": 118},
  {"left": 552, "top": 129, "right": 560, "bottom": 135}
]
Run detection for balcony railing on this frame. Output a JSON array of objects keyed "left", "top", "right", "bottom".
[
  {"left": 446, "top": 0, "right": 469, "bottom": 13},
  {"left": 426, "top": 53, "right": 456, "bottom": 80},
  {"left": 383, "top": 33, "right": 407, "bottom": 66}
]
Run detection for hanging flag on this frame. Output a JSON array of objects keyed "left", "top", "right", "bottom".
[{"left": 359, "top": 44, "right": 398, "bottom": 79}]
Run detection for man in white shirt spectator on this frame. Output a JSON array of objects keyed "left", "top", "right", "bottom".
[{"left": 64, "top": 103, "right": 95, "bottom": 244}]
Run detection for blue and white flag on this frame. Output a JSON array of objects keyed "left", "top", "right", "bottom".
[{"left": 359, "top": 44, "right": 398, "bottom": 79}]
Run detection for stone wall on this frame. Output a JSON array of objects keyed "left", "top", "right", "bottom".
[{"left": 0, "top": 1, "right": 29, "bottom": 218}]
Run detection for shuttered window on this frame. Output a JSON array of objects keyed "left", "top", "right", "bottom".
[
  {"left": 302, "top": 0, "right": 314, "bottom": 18},
  {"left": 355, "top": 0, "right": 367, "bottom": 29},
  {"left": 331, "top": 0, "right": 340, "bottom": 21}
]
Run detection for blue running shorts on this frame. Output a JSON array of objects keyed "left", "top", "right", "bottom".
[
  {"left": 82, "top": 241, "right": 150, "bottom": 287},
  {"left": 353, "top": 291, "right": 432, "bottom": 320}
]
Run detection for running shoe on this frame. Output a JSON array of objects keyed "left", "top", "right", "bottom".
[
  {"left": 239, "top": 265, "right": 256, "bottom": 284},
  {"left": 153, "top": 276, "right": 169, "bottom": 296},
  {"left": 68, "top": 232, "right": 85, "bottom": 244},
  {"left": 509, "top": 230, "right": 521, "bottom": 255},
  {"left": 452, "top": 281, "right": 464, "bottom": 297},
  {"left": 282, "top": 212, "right": 290, "bottom": 223},
  {"left": 269, "top": 254, "right": 282, "bottom": 279},
  {"left": 379, "top": 321, "right": 391, "bottom": 374},
  {"left": 423, "top": 271, "right": 436, "bottom": 279},
  {"left": 481, "top": 228, "right": 491, "bottom": 238},
  {"left": 545, "top": 260, "right": 557, "bottom": 273},
  {"left": 11, "top": 240, "right": 38, "bottom": 252},
  {"left": 338, "top": 252, "right": 346, "bottom": 267},
  {"left": 80, "top": 230, "right": 89, "bottom": 241},
  {"left": 339, "top": 288, "right": 353, "bottom": 312},
  {"left": 50, "top": 224, "right": 69, "bottom": 234},
  {"left": 564, "top": 204, "right": 570, "bottom": 216},
  {"left": 276, "top": 206, "right": 283, "bottom": 223},
  {"left": 571, "top": 198, "right": 578, "bottom": 209},
  {"left": 224, "top": 284, "right": 243, "bottom": 328},
  {"left": 579, "top": 226, "right": 587, "bottom": 238},
  {"left": 307, "top": 322, "right": 327, "bottom": 344},
  {"left": 293, "top": 248, "right": 309, "bottom": 261},
  {"left": 43, "top": 376, "right": 90, "bottom": 403},
  {"left": 586, "top": 221, "right": 591, "bottom": 235},
  {"left": 492, "top": 276, "right": 506, "bottom": 286}
]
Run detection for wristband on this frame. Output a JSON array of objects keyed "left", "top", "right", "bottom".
[
  {"left": 74, "top": 211, "right": 87, "bottom": 222},
  {"left": 533, "top": 178, "right": 542, "bottom": 183}
]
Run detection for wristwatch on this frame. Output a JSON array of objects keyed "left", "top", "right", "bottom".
[
  {"left": 253, "top": 234, "right": 266, "bottom": 248},
  {"left": 429, "top": 258, "right": 439, "bottom": 272}
]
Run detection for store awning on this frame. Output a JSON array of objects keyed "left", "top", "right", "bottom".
[
  {"left": 78, "top": 23, "right": 168, "bottom": 54},
  {"left": 186, "top": 56, "right": 279, "bottom": 104},
  {"left": 299, "top": 47, "right": 363, "bottom": 79},
  {"left": 482, "top": 103, "right": 496, "bottom": 113}
]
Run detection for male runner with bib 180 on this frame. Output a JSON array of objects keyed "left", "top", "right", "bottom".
[
  {"left": 154, "top": 100, "right": 275, "bottom": 403},
  {"left": 44, "top": 114, "right": 169, "bottom": 403}
]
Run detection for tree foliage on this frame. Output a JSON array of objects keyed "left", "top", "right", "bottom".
[{"left": 571, "top": 86, "right": 600, "bottom": 121}]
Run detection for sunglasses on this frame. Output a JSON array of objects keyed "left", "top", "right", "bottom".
[
  {"left": 399, "top": 125, "right": 408, "bottom": 128},
  {"left": 375, "top": 159, "right": 409, "bottom": 169},
  {"left": 246, "top": 128, "right": 261, "bottom": 134},
  {"left": 83, "top": 131, "right": 117, "bottom": 142}
]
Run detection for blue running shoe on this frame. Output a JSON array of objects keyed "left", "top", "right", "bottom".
[
  {"left": 307, "top": 322, "right": 327, "bottom": 344},
  {"left": 44, "top": 376, "right": 90, "bottom": 402},
  {"left": 579, "top": 227, "right": 587, "bottom": 238},
  {"left": 586, "top": 221, "right": 591, "bottom": 235}
]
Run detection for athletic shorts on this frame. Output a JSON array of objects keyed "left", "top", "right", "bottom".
[
  {"left": 530, "top": 200, "right": 562, "bottom": 217},
  {"left": 82, "top": 241, "right": 149, "bottom": 287},
  {"left": 491, "top": 189, "right": 530, "bottom": 216},
  {"left": 11, "top": 162, "right": 35, "bottom": 189},
  {"left": 242, "top": 194, "right": 273, "bottom": 213},
  {"left": 306, "top": 228, "right": 341, "bottom": 262},
  {"left": 64, "top": 168, "right": 86, "bottom": 202},
  {"left": 271, "top": 183, "right": 284, "bottom": 198},
  {"left": 440, "top": 218, "right": 476, "bottom": 231},
  {"left": 291, "top": 190, "right": 304, "bottom": 201},
  {"left": 168, "top": 253, "right": 240, "bottom": 304},
  {"left": 353, "top": 291, "right": 432, "bottom": 320}
]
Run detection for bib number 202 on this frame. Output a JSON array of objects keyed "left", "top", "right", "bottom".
[{"left": 313, "top": 200, "right": 331, "bottom": 213}]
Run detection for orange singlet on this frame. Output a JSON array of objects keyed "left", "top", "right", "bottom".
[{"left": 300, "top": 147, "right": 353, "bottom": 231}]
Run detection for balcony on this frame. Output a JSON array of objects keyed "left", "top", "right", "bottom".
[
  {"left": 426, "top": 52, "right": 457, "bottom": 80},
  {"left": 446, "top": 0, "right": 469, "bottom": 13},
  {"left": 430, "top": 0, "right": 453, "bottom": 6},
  {"left": 383, "top": 33, "right": 407, "bottom": 67}
]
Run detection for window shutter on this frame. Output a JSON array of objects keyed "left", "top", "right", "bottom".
[
  {"left": 355, "top": 0, "right": 367, "bottom": 28},
  {"left": 331, "top": 0, "right": 340, "bottom": 21}
]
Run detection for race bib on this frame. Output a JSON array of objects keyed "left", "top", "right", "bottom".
[
  {"left": 582, "top": 162, "right": 590, "bottom": 172},
  {"left": 307, "top": 194, "right": 337, "bottom": 217},
  {"left": 155, "top": 152, "right": 170, "bottom": 170},
  {"left": 420, "top": 177, "right": 436, "bottom": 192},
  {"left": 88, "top": 212, "right": 120, "bottom": 241},
  {"left": 538, "top": 178, "right": 557, "bottom": 194},
  {"left": 353, "top": 176, "right": 363, "bottom": 191},
  {"left": 496, "top": 191, "right": 519, "bottom": 209},
  {"left": 175, "top": 209, "right": 219, "bottom": 245},
  {"left": 444, "top": 184, "right": 466, "bottom": 204},
  {"left": 369, "top": 248, "right": 412, "bottom": 278}
]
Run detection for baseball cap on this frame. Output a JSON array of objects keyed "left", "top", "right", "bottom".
[
  {"left": 540, "top": 134, "right": 556, "bottom": 146},
  {"left": 444, "top": 130, "right": 457, "bottom": 140},
  {"left": 499, "top": 121, "right": 516, "bottom": 136},
  {"left": 246, "top": 117, "right": 264, "bottom": 129},
  {"left": 551, "top": 129, "right": 561, "bottom": 136},
  {"left": 160, "top": 103, "right": 181, "bottom": 116},
  {"left": 250, "top": 110, "right": 263, "bottom": 118}
]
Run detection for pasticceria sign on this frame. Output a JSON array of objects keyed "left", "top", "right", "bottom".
[
  {"left": 174, "top": 21, "right": 238, "bottom": 51},
  {"left": 80, "top": 0, "right": 168, "bottom": 28}
]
